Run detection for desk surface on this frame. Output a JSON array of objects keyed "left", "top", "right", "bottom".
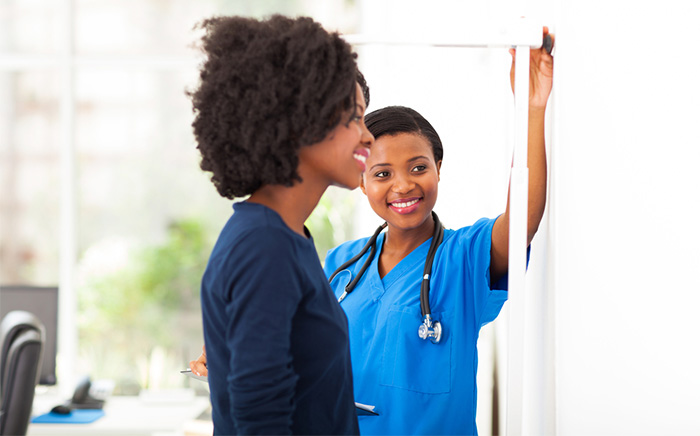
[{"left": 29, "top": 393, "right": 212, "bottom": 436}]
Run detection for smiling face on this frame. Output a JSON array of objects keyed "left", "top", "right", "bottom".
[
  {"left": 361, "top": 132, "right": 441, "bottom": 231},
  {"left": 298, "top": 83, "right": 374, "bottom": 191}
]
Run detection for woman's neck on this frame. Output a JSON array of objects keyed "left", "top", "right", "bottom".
[
  {"left": 378, "top": 213, "right": 435, "bottom": 277},
  {"left": 248, "top": 181, "right": 326, "bottom": 237}
]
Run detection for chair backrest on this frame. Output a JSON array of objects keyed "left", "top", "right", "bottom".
[{"left": 0, "top": 311, "right": 45, "bottom": 436}]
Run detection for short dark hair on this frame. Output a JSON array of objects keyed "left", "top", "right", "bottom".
[
  {"left": 189, "top": 15, "right": 369, "bottom": 199},
  {"left": 364, "top": 106, "right": 443, "bottom": 163}
]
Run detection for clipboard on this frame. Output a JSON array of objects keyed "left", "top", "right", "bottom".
[
  {"left": 180, "top": 368, "right": 208, "bottom": 382},
  {"left": 180, "top": 369, "right": 378, "bottom": 416},
  {"left": 355, "top": 402, "right": 379, "bottom": 416}
]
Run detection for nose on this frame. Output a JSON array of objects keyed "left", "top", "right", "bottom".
[
  {"left": 361, "top": 123, "right": 374, "bottom": 149},
  {"left": 391, "top": 171, "right": 415, "bottom": 194}
]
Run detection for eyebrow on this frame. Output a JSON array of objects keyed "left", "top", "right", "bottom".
[
  {"left": 355, "top": 103, "right": 365, "bottom": 113},
  {"left": 369, "top": 155, "right": 430, "bottom": 172},
  {"left": 408, "top": 155, "right": 431, "bottom": 163}
]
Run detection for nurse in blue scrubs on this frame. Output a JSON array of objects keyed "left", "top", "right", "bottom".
[
  {"left": 191, "top": 29, "right": 553, "bottom": 435},
  {"left": 323, "top": 31, "right": 553, "bottom": 435}
]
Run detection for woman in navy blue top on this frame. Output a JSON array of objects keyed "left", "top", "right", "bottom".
[{"left": 189, "top": 15, "right": 373, "bottom": 435}]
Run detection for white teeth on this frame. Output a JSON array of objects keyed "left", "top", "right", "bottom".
[
  {"left": 353, "top": 153, "right": 366, "bottom": 164},
  {"left": 392, "top": 199, "right": 419, "bottom": 208}
]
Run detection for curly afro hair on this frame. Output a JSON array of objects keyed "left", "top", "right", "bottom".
[{"left": 189, "top": 15, "right": 369, "bottom": 199}]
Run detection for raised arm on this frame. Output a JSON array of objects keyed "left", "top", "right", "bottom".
[{"left": 490, "top": 27, "right": 554, "bottom": 283}]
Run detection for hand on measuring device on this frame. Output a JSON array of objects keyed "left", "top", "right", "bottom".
[{"left": 509, "top": 26, "right": 555, "bottom": 110}]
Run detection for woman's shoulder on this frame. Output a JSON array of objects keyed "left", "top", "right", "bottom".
[
  {"left": 443, "top": 216, "right": 499, "bottom": 246},
  {"left": 332, "top": 235, "right": 373, "bottom": 252},
  {"left": 214, "top": 204, "right": 311, "bottom": 264},
  {"left": 324, "top": 235, "right": 374, "bottom": 271}
]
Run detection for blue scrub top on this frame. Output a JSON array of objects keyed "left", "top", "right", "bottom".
[{"left": 324, "top": 217, "right": 508, "bottom": 436}]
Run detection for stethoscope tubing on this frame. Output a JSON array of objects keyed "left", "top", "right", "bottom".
[
  {"left": 328, "top": 222, "right": 387, "bottom": 285},
  {"left": 420, "top": 213, "right": 444, "bottom": 319},
  {"left": 330, "top": 211, "right": 444, "bottom": 320}
]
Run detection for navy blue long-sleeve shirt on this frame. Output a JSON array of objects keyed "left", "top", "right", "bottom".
[{"left": 201, "top": 201, "right": 359, "bottom": 435}]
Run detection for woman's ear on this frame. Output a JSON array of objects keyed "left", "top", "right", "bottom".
[
  {"left": 360, "top": 175, "right": 367, "bottom": 195},
  {"left": 436, "top": 160, "right": 442, "bottom": 182}
]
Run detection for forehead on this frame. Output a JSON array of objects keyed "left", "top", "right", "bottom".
[{"left": 369, "top": 132, "right": 434, "bottom": 162}]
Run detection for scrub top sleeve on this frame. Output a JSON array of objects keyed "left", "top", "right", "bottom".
[
  {"left": 464, "top": 217, "right": 509, "bottom": 327},
  {"left": 223, "top": 229, "right": 303, "bottom": 435}
]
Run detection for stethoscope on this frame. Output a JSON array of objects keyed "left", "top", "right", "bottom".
[{"left": 328, "top": 211, "right": 445, "bottom": 344}]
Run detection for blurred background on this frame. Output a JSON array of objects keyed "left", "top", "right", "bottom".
[
  {"left": 0, "top": 0, "right": 364, "bottom": 397},
  {"left": 2, "top": 0, "right": 699, "bottom": 435}
]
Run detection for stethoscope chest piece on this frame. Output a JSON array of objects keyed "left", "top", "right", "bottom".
[
  {"left": 418, "top": 315, "right": 442, "bottom": 344},
  {"left": 332, "top": 211, "right": 445, "bottom": 345}
]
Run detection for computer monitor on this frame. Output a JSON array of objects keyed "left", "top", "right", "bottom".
[{"left": 0, "top": 285, "right": 58, "bottom": 385}]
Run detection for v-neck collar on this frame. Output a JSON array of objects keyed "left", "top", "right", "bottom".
[{"left": 371, "top": 232, "right": 434, "bottom": 297}]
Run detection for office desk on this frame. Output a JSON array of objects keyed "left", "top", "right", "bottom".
[{"left": 29, "top": 394, "right": 212, "bottom": 436}]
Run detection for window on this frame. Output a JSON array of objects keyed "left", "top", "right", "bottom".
[{"left": 1, "top": 0, "right": 360, "bottom": 394}]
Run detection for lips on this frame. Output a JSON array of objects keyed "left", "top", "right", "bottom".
[
  {"left": 353, "top": 147, "right": 370, "bottom": 171},
  {"left": 388, "top": 197, "right": 421, "bottom": 214}
]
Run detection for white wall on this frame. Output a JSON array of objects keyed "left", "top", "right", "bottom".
[{"left": 548, "top": 0, "right": 700, "bottom": 434}]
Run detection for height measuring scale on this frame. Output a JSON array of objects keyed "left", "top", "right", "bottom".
[{"left": 345, "top": 19, "right": 545, "bottom": 436}]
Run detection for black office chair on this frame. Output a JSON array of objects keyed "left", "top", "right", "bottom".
[{"left": 0, "top": 310, "right": 45, "bottom": 436}]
